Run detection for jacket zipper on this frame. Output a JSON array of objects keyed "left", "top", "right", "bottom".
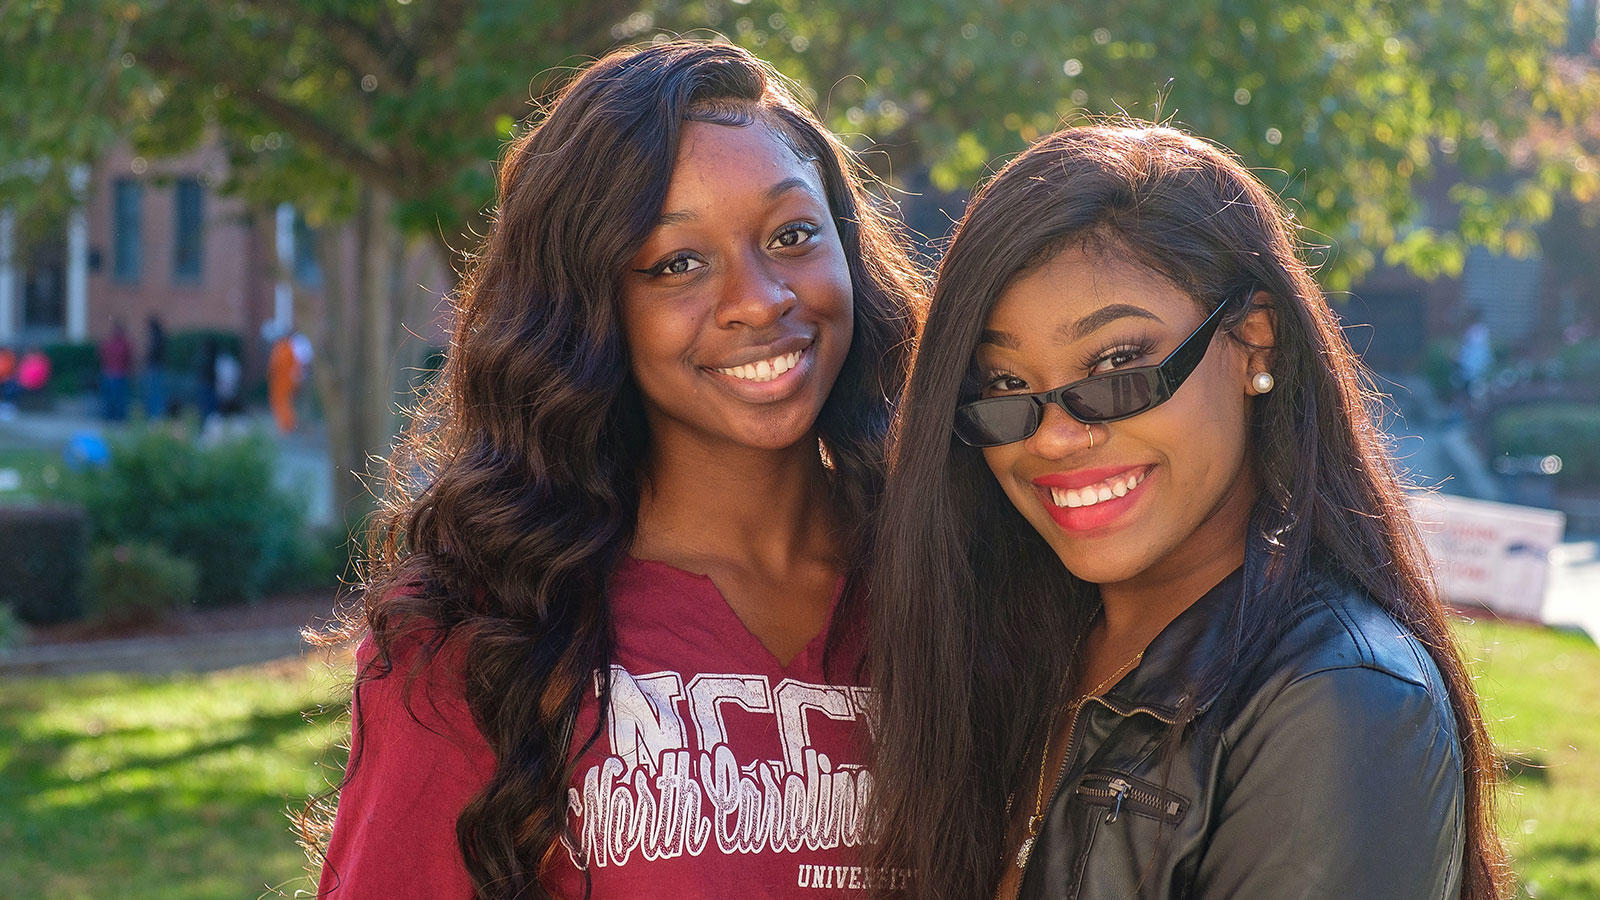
[
  {"left": 1074, "top": 773, "right": 1187, "bottom": 824},
  {"left": 1034, "top": 695, "right": 1186, "bottom": 840}
]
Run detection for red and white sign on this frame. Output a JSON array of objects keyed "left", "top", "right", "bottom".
[{"left": 1408, "top": 492, "right": 1567, "bottom": 621}]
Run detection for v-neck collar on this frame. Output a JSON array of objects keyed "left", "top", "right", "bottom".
[{"left": 617, "top": 555, "right": 848, "bottom": 674}]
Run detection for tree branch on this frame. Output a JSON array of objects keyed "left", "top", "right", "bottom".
[
  {"left": 239, "top": 0, "right": 407, "bottom": 88},
  {"left": 138, "top": 46, "right": 404, "bottom": 196}
]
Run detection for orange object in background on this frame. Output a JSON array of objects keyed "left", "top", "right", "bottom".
[{"left": 268, "top": 336, "right": 302, "bottom": 433}]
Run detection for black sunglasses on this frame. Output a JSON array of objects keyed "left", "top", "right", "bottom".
[{"left": 953, "top": 293, "right": 1242, "bottom": 447}]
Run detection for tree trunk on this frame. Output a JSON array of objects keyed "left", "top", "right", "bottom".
[{"left": 306, "top": 188, "right": 441, "bottom": 524}]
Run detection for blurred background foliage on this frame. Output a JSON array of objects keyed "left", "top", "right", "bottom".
[
  {"left": 2, "top": 0, "right": 1597, "bottom": 288},
  {"left": 6, "top": 0, "right": 1595, "bottom": 511}
]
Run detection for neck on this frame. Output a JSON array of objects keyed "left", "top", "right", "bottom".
[{"left": 633, "top": 428, "right": 842, "bottom": 573}]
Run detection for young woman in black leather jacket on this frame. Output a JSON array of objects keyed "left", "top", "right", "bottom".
[{"left": 866, "top": 124, "right": 1510, "bottom": 899}]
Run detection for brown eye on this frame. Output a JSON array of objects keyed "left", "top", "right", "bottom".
[
  {"left": 769, "top": 222, "right": 819, "bottom": 250},
  {"left": 645, "top": 253, "right": 705, "bottom": 277},
  {"left": 982, "top": 374, "right": 1028, "bottom": 397},
  {"left": 1088, "top": 345, "right": 1150, "bottom": 375}
]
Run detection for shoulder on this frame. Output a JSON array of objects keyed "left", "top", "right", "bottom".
[
  {"left": 1193, "top": 580, "right": 1467, "bottom": 898},
  {"left": 1259, "top": 574, "right": 1450, "bottom": 698},
  {"left": 351, "top": 627, "right": 489, "bottom": 766},
  {"left": 1223, "top": 576, "right": 1460, "bottom": 757}
]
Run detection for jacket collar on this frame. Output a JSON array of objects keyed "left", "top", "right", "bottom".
[{"left": 1096, "top": 526, "right": 1274, "bottom": 721}]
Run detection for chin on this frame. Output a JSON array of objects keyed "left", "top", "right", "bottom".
[
  {"left": 1041, "top": 524, "right": 1161, "bottom": 585},
  {"left": 727, "top": 415, "right": 825, "bottom": 452},
  {"left": 1053, "top": 551, "right": 1140, "bottom": 586}
]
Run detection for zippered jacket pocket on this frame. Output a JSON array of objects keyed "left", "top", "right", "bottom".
[{"left": 1073, "top": 770, "right": 1188, "bottom": 825}]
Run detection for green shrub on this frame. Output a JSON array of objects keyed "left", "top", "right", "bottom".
[
  {"left": 0, "top": 504, "right": 88, "bottom": 623},
  {"left": 1491, "top": 403, "right": 1600, "bottom": 488},
  {"left": 1558, "top": 340, "right": 1600, "bottom": 388},
  {"left": 265, "top": 524, "right": 352, "bottom": 594},
  {"left": 0, "top": 603, "right": 27, "bottom": 650},
  {"left": 42, "top": 341, "right": 98, "bottom": 395},
  {"left": 164, "top": 329, "right": 243, "bottom": 379},
  {"left": 64, "top": 427, "right": 306, "bottom": 605},
  {"left": 88, "top": 541, "right": 199, "bottom": 625}
]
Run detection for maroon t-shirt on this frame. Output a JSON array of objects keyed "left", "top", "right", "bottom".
[{"left": 319, "top": 558, "right": 902, "bottom": 899}]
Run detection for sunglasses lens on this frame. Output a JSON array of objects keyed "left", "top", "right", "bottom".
[
  {"left": 1060, "top": 372, "right": 1156, "bottom": 423},
  {"left": 954, "top": 398, "right": 1039, "bottom": 446}
]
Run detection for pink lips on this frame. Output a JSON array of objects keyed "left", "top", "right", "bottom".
[{"left": 1031, "top": 465, "right": 1154, "bottom": 533}]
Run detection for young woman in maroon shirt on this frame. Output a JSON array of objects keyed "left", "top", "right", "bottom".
[{"left": 312, "top": 41, "right": 921, "bottom": 899}]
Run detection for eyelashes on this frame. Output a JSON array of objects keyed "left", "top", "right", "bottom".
[
  {"left": 633, "top": 220, "right": 822, "bottom": 279},
  {"left": 975, "top": 334, "right": 1161, "bottom": 393},
  {"left": 1081, "top": 337, "right": 1158, "bottom": 374},
  {"left": 639, "top": 252, "right": 704, "bottom": 277}
]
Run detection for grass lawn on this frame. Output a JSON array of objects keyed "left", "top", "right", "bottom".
[
  {"left": 1464, "top": 619, "right": 1600, "bottom": 898},
  {"left": 0, "top": 447, "right": 65, "bottom": 503},
  {"left": 0, "top": 651, "right": 352, "bottom": 900},
  {"left": 0, "top": 621, "right": 1594, "bottom": 899}
]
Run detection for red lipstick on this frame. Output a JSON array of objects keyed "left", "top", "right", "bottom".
[{"left": 1030, "top": 464, "right": 1154, "bottom": 533}]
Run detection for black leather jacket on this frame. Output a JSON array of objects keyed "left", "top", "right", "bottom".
[{"left": 1018, "top": 542, "right": 1465, "bottom": 900}]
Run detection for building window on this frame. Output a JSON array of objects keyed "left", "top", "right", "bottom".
[
  {"left": 112, "top": 178, "right": 142, "bottom": 282},
  {"left": 1570, "top": 0, "right": 1598, "bottom": 53},
  {"left": 293, "top": 210, "right": 322, "bottom": 286},
  {"left": 173, "top": 177, "right": 204, "bottom": 281}
]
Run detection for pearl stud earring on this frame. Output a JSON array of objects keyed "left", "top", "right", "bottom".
[{"left": 1252, "top": 371, "right": 1275, "bottom": 394}]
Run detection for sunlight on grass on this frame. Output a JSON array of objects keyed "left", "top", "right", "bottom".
[
  {"left": 0, "top": 652, "right": 354, "bottom": 900},
  {"left": 1461, "top": 619, "right": 1600, "bottom": 899},
  {"left": 0, "top": 622, "right": 1595, "bottom": 898}
]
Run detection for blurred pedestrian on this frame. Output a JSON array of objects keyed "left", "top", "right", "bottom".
[
  {"left": 143, "top": 315, "right": 168, "bottom": 418},
  {"left": 267, "top": 329, "right": 304, "bottom": 433},
  {"left": 1457, "top": 310, "right": 1492, "bottom": 403},
  {"left": 98, "top": 320, "right": 133, "bottom": 421},
  {"left": 195, "top": 337, "right": 219, "bottom": 423},
  {"left": 215, "top": 345, "right": 241, "bottom": 416},
  {"left": 0, "top": 346, "right": 17, "bottom": 418}
]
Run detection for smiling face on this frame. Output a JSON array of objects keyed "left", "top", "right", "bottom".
[
  {"left": 621, "top": 120, "right": 854, "bottom": 456},
  {"left": 975, "top": 242, "right": 1270, "bottom": 592}
]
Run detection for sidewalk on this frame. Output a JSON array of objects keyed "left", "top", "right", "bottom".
[
  {"left": 0, "top": 627, "right": 318, "bottom": 677},
  {"left": 0, "top": 592, "right": 349, "bottom": 678}
]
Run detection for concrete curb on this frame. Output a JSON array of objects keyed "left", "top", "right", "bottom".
[{"left": 0, "top": 626, "right": 315, "bottom": 678}]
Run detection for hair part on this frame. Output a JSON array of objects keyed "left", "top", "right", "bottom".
[{"left": 867, "top": 122, "right": 1509, "bottom": 900}]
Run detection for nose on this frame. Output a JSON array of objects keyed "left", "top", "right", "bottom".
[
  {"left": 1022, "top": 401, "right": 1093, "bottom": 459},
  {"left": 715, "top": 250, "right": 795, "bottom": 329}
]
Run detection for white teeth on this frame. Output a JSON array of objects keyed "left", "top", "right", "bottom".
[
  {"left": 717, "top": 350, "right": 802, "bottom": 383},
  {"left": 1045, "top": 469, "right": 1147, "bottom": 508}
]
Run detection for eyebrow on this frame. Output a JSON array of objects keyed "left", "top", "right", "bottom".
[
  {"left": 979, "top": 303, "right": 1164, "bottom": 350},
  {"left": 653, "top": 177, "right": 821, "bottom": 226}
]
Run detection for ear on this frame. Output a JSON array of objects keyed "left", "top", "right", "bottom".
[{"left": 1234, "top": 290, "right": 1277, "bottom": 394}]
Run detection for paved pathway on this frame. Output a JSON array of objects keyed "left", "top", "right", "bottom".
[{"left": 0, "top": 627, "right": 319, "bottom": 677}]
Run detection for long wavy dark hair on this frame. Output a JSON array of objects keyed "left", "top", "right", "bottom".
[
  {"left": 309, "top": 40, "right": 920, "bottom": 899},
  {"left": 866, "top": 123, "right": 1509, "bottom": 900}
]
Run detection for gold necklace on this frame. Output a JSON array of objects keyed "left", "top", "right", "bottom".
[{"left": 1014, "top": 648, "right": 1144, "bottom": 870}]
